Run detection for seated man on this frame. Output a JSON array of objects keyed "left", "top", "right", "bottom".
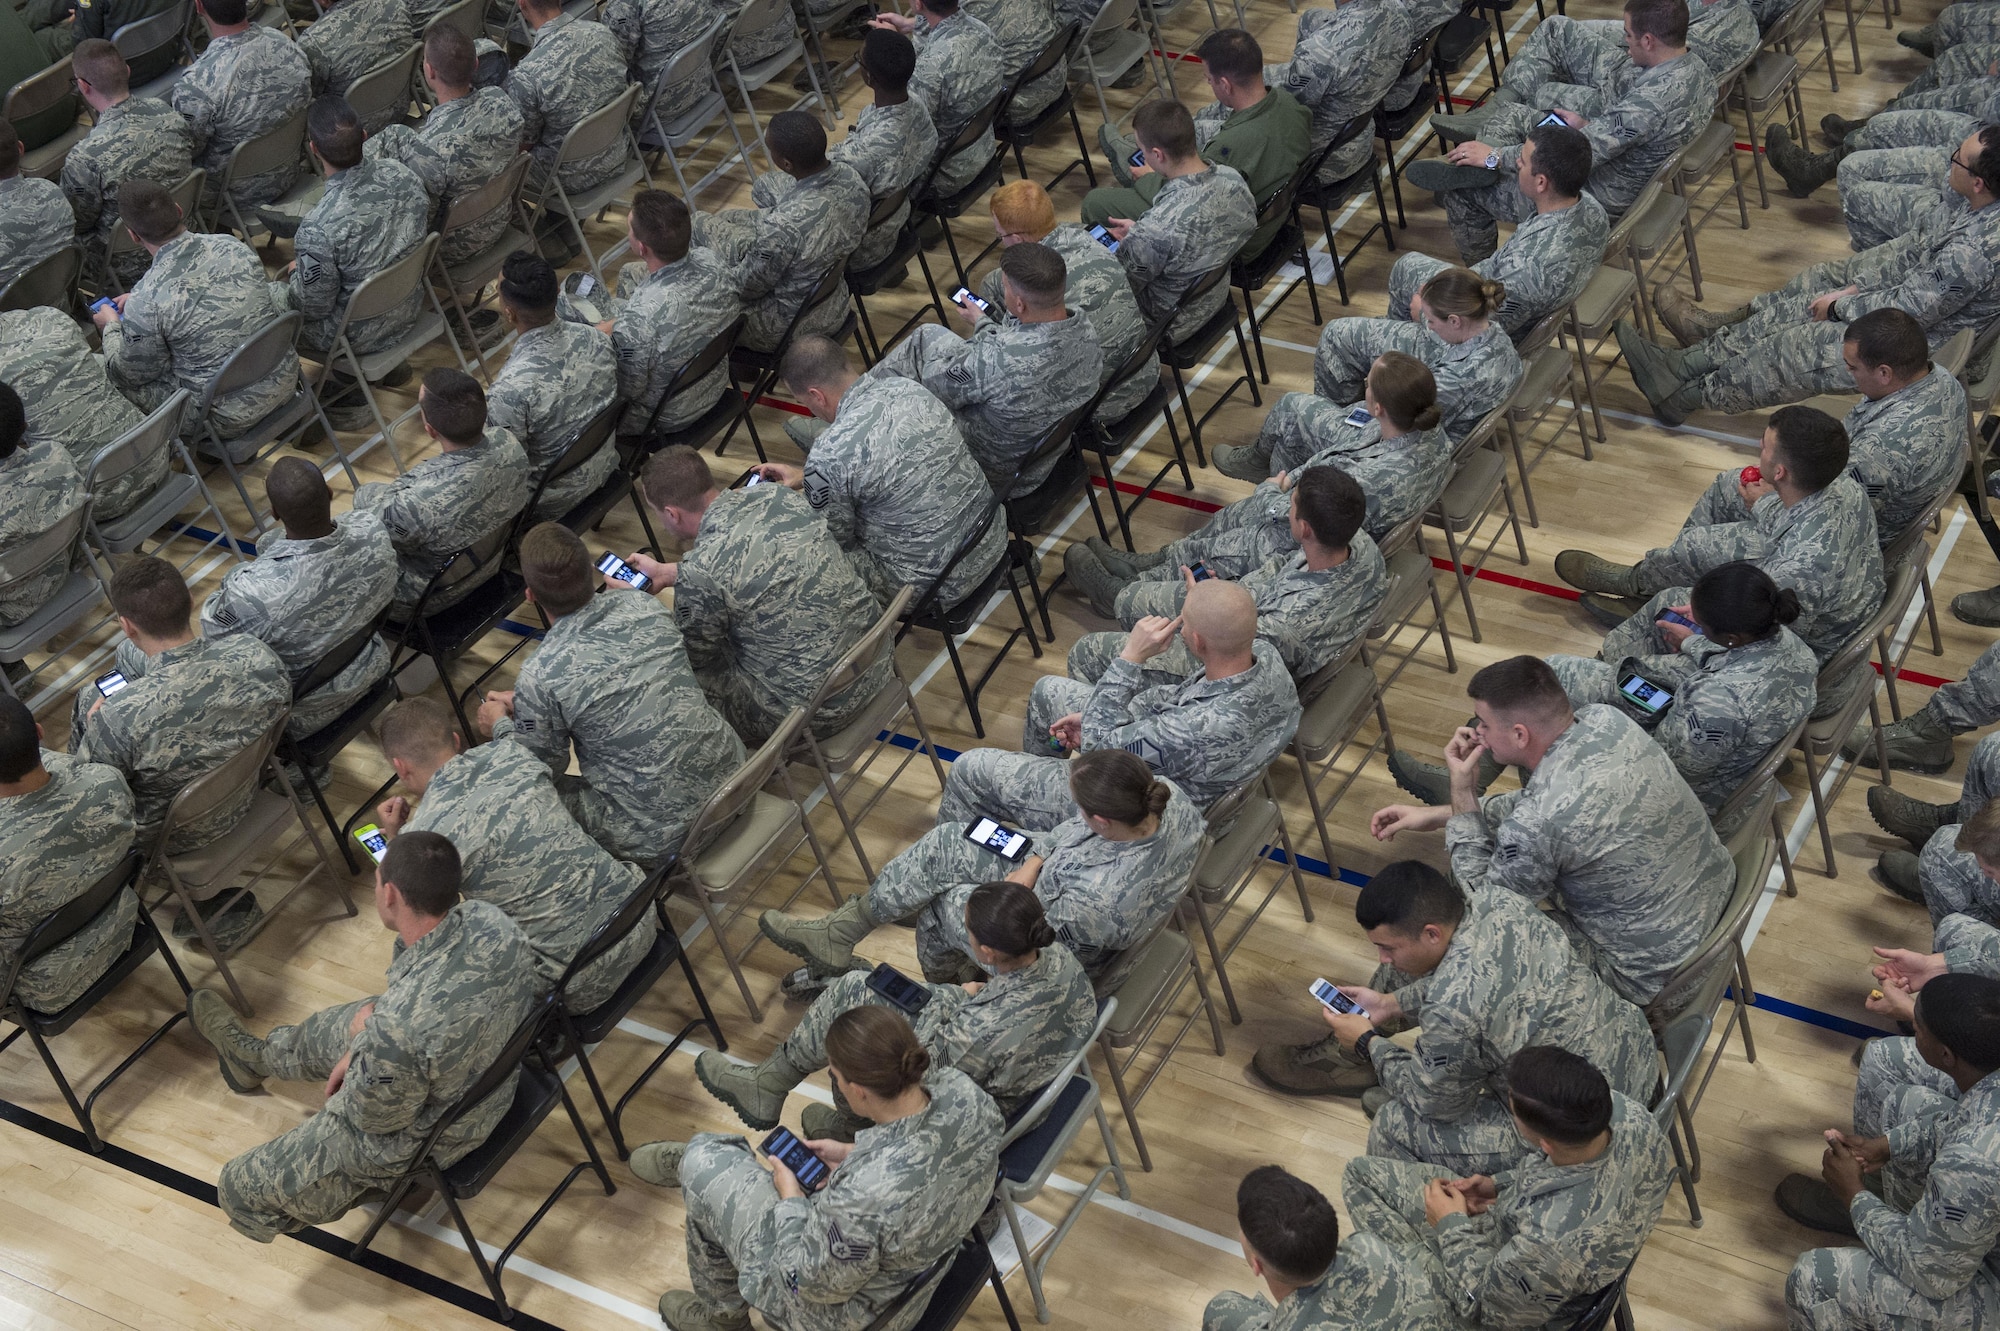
[
  {"left": 201, "top": 458, "right": 398, "bottom": 740},
  {"left": 1343, "top": 1046, "right": 1674, "bottom": 1330},
  {"left": 1202, "top": 1165, "right": 1446, "bottom": 1331},
  {"left": 1764, "top": 93, "right": 1996, "bottom": 230},
  {"left": 1407, "top": 0, "right": 1715, "bottom": 265},
  {"left": 762, "top": 749, "right": 1205, "bottom": 982},
  {"left": 352, "top": 369, "right": 532, "bottom": 614},
  {"left": 1264, "top": 0, "right": 1413, "bottom": 191},
  {"left": 96, "top": 180, "right": 297, "bottom": 442},
  {"left": 505, "top": 0, "right": 630, "bottom": 206},
  {"left": 1104, "top": 98, "right": 1257, "bottom": 344},
  {"left": 1557, "top": 406, "right": 1884, "bottom": 681},
  {"left": 370, "top": 698, "right": 654, "bottom": 1008},
  {"left": 1818, "top": 307, "right": 1968, "bottom": 549},
  {"left": 1066, "top": 467, "right": 1389, "bottom": 686},
  {"left": 1879, "top": 795, "right": 2000, "bottom": 931},
  {"left": 697, "top": 881, "right": 1095, "bottom": 1140},
  {"left": 767, "top": 334, "right": 1005, "bottom": 608},
  {"left": 0, "top": 695, "right": 138, "bottom": 1015},
  {"left": 172, "top": 0, "right": 311, "bottom": 214},
  {"left": 478, "top": 524, "right": 745, "bottom": 870},
  {"left": 0, "top": 117, "right": 83, "bottom": 293},
  {"left": 1385, "top": 124, "right": 1607, "bottom": 344},
  {"left": 0, "top": 383, "right": 87, "bottom": 631},
  {"left": 485, "top": 252, "right": 618, "bottom": 520},
  {"left": 869, "top": 0, "right": 1002, "bottom": 196},
  {"left": 627, "top": 445, "right": 891, "bottom": 744},
  {"left": 1216, "top": 267, "right": 1523, "bottom": 480},
  {"left": 1266, "top": 862, "right": 1656, "bottom": 1179},
  {"left": 0, "top": 310, "right": 157, "bottom": 521},
  {"left": 1089, "top": 29, "right": 1311, "bottom": 257},
  {"left": 866, "top": 241, "right": 1102, "bottom": 497},
  {"left": 693, "top": 111, "right": 869, "bottom": 353},
  {"left": 1778, "top": 972, "right": 2000, "bottom": 1329},
  {"left": 61, "top": 43, "right": 195, "bottom": 291},
  {"left": 298, "top": 0, "right": 413, "bottom": 119},
  {"left": 969, "top": 0, "right": 1064, "bottom": 129},
  {"left": 1474, "top": 0, "right": 1754, "bottom": 116},
  {"left": 603, "top": 0, "right": 715, "bottom": 127},
  {"left": 195, "top": 832, "right": 542, "bottom": 1243},
  {"left": 1370, "top": 656, "right": 1734, "bottom": 1003},
  {"left": 1621, "top": 126, "right": 2000, "bottom": 424}
]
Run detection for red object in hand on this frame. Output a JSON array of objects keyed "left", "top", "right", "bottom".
[{"left": 1741, "top": 465, "right": 1762, "bottom": 485}]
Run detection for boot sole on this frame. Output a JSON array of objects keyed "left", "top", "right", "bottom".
[
  {"left": 694, "top": 1059, "right": 781, "bottom": 1131},
  {"left": 1773, "top": 1185, "right": 1858, "bottom": 1236},
  {"left": 1869, "top": 865, "right": 1928, "bottom": 905}
]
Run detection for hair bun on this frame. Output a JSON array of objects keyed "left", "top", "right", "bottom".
[
  {"left": 901, "top": 1046, "right": 933, "bottom": 1082},
  {"left": 1413, "top": 404, "right": 1443, "bottom": 430},
  {"left": 1145, "top": 780, "right": 1172, "bottom": 817},
  {"left": 1771, "top": 586, "right": 1802, "bottom": 626}
]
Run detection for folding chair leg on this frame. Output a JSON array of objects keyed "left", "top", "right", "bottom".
[
  {"left": 1096, "top": 1034, "right": 1151, "bottom": 1171},
  {"left": 1800, "top": 743, "right": 1837, "bottom": 877},
  {"left": 1002, "top": 1197, "right": 1051, "bottom": 1322},
  {"left": 1188, "top": 897, "right": 1241, "bottom": 1024},
  {"left": 696, "top": 889, "right": 764, "bottom": 1022},
  {"left": 1667, "top": 1109, "right": 1703, "bottom": 1226}
]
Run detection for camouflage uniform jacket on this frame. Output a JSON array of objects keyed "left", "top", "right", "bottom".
[
  {"left": 298, "top": 0, "right": 415, "bottom": 107},
  {"left": 1497, "top": 51, "right": 1714, "bottom": 217},
  {"left": 755, "top": 99, "right": 939, "bottom": 272},
  {"left": 60, "top": 96, "right": 194, "bottom": 281},
  {"left": 1848, "top": 1067, "right": 2000, "bottom": 1303},
  {"left": 0, "top": 440, "right": 86, "bottom": 628},
  {"left": 0, "top": 753, "right": 137, "bottom": 1014},
  {"left": 1431, "top": 1093, "right": 1673, "bottom": 1328},
  {"left": 1479, "top": 194, "right": 1608, "bottom": 339},
  {"left": 1120, "top": 165, "right": 1257, "bottom": 341},
  {"left": 1845, "top": 367, "right": 1970, "bottom": 546},
  {"left": 0, "top": 309, "right": 153, "bottom": 521},
  {"left": 407, "top": 738, "right": 653, "bottom": 1010},
  {"left": 364, "top": 87, "right": 525, "bottom": 266},
  {"left": 722, "top": 161, "right": 870, "bottom": 353},
  {"left": 1314, "top": 320, "right": 1524, "bottom": 445},
  {"left": 966, "top": 0, "right": 1064, "bottom": 125},
  {"left": 492, "top": 589, "right": 745, "bottom": 868},
  {"left": 743, "top": 1067, "right": 1001, "bottom": 1331},
  {"left": 0, "top": 174, "right": 76, "bottom": 291},
  {"left": 920, "top": 942, "right": 1096, "bottom": 1112},
  {"left": 979, "top": 222, "right": 1152, "bottom": 423},
  {"left": 911, "top": 10, "right": 1004, "bottom": 194},
  {"left": 1204, "top": 1233, "right": 1450, "bottom": 1331},
  {"left": 199, "top": 511, "right": 399, "bottom": 739},
  {"left": 103, "top": 231, "right": 297, "bottom": 439},
  {"left": 1022, "top": 783, "right": 1205, "bottom": 968},
  {"left": 802, "top": 373, "right": 1005, "bottom": 607},
  {"left": 71, "top": 632, "right": 290, "bottom": 851},
  {"left": 1243, "top": 537, "right": 1388, "bottom": 680},
  {"left": 1940, "top": 910, "right": 2000, "bottom": 977},
  {"left": 1082, "top": 640, "right": 1302, "bottom": 808},
  {"left": 352, "top": 427, "right": 532, "bottom": 609},
  {"left": 1290, "top": 421, "right": 1455, "bottom": 539},
  {"left": 507, "top": 14, "right": 631, "bottom": 192},
  {"left": 1445, "top": 703, "right": 1734, "bottom": 1003},
  {"left": 603, "top": 0, "right": 712, "bottom": 107},
  {"left": 281, "top": 157, "right": 429, "bottom": 356},
  {"left": 1266, "top": 0, "right": 1414, "bottom": 185},
  {"left": 1822, "top": 191, "right": 2000, "bottom": 343},
  {"left": 1736, "top": 473, "right": 1883, "bottom": 663},
  {"left": 608, "top": 246, "right": 741, "bottom": 435},
  {"left": 486, "top": 319, "right": 619, "bottom": 520},
  {"left": 171, "top": 25, "right": 312, "bottom": 204}
]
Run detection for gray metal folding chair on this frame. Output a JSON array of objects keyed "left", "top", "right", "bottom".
[
  {"left": 534, "top": 83, "right": 650, "bottom": 278},
  {"left": 637, "top": 14, "right": 755, "bottom": 201},
  {"left": 343, "top": 42, "right": 424, "bottom": 134},
  {"left": 214, "top": 102, "right": 312, "bottom": 241},
  {"left": 0, "top": 244, "right": 83, "bottom": 315},
  {"left": 4, "top": 58, "right": 85, "bottom": 182},
  {"left": 83, "top": 388, "right": 246, "bottom": 570},
  {"left": 191, "top": 310, "right": 353, "bottom": 533},
  {"left": 428, "top": 152, "right": 536, "bottom": 378},
  {"left": 0, "top": 499, "right": 109, "bottom": 700}
]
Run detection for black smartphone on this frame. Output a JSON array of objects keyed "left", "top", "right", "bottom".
[
  {"left": 1658, "top": 609, "right": 1698, "bottom": 631},
  {"left": 951, "top": 285, "right": 991, "bottom": 314},
  {"left": 760, "top": 1126, "right": 831, "bottom": 1190},
  {"left": 1309, "top": 977, "right": 1367, "bottom": 1018},
  {"left": 95, "top": 669, "right": 130, "bottom": 698},
  {"left": 1617, "top": 671, "right": 1675, "bottom": 721},
  {"left": 1188, "top": 561, "right": 1214, "bottom": 582},
  {"left": 595, "top": 550, "right": 653, "bottom": 592},
  {"left": 1128, "top": 148, "right": 1147, "bottom": 168},
  {"left": 1088, "top": 223, "right": 1120, "bottom": 254},
  {"left": 1344, "top": 404, "right": 1374, "bottom": 427},
  {"left": 1538, "top": 111, "right": 1567, "bottom": 127},
  {"left": 965, "top": 816, "right": 1032, "bottom": 862},
  {"left": 866, "top": 962, "right": 932, "bottom": 1015}
]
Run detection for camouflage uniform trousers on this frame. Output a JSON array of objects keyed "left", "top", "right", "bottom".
[
  {"left": 678, "top": 1134, "right": 797, "bottom": 1322},
  {"left": 1340, "top": 1154, "right": 1474, "bottom": 1297},
  {"left": 774, "top": 969, "right": 963, "bottom": 1128},
  {"left": 1259, "top": 391, "right": 1370, "bottom": 477},
  {"left": 1786, "top": 1250, "right": 2000, "bottom": 1329},
  {"left": 1065, "top": 576, "right": 1212, "bottom": 685},
  {"left": 1130, "top": 487, "right": 1289, "bottom": 585},
  {"left": 1025, "top": 678, "right": 1095, "bottom": 767},
  {"left": 1917, "top": 817, "right": 2000, "bottom": 929},
  {"left": 865, "top": 823, "right": 1021, "bottom": 976},
  {"left": 1855, "top": 1035, "right": 1957, "bottom": 1213},
  {"left": 553, "top": 771, "right": 690, "bottom": 868},
  {"left": 937, "top": 748, "right": 1078, "bottom": 840},
  {"left": 1932, "top": 639, "right": 2000, "bottom": 733},
  {"left": 1599, "top": 588, "right": 1872, "bottom": 720},
  {"left": 1434, "top": 165, "right": 1539, "bottom": 267},
  {"left": 1840, "top": 148, "right": 1952, "bottom": 251},
  {"left": 1632, "top": 472, "right": 1762, "bottom": 593}
]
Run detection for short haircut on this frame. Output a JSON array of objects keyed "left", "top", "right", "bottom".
[
  {"left": 1353, "top": 859, "right": 1465, "bottom": 934},
  {"left": 379, "top": 829, "right": 462, "bottom": 917},
  {"left": 638, "top": 445, "right": 717, "bottom": 512},
  {"left": 1196, "top": 28, "right": 1262, "bottom": 83},
  {"left": 1766, "top": 405, "right": 1849, "bottom": 492},
  {"left": 1508, "top": 1046, "right": 1614, "bottom": 1145},
  {"left": 499, "top": 249, "right": 558, "bottom": 316},
  {"left": 767, "top": 110, "right": 827, "bottom": 172},
  {"left": 1236, "top": 1167, "right": 1339, "bottom": 1285},
  {"left": 1466, "top": 654, "right": 1571, "bottom": 725},
  {"left": 1133, "top": 98, "right": 1197, "bottom": 160},
  {"left": 999, "top": 241, "right": 1067, "bottom": 308},
  {"left": 1972, "top": 125, "right": 2000, "bottom": 199},
  {"left": 118, "top": 179, "right": 184, "bottom": 245},
  {"left": 988, "top": 179, "right": 1056, "bottom": 241},
  {"left": 629, "top": 189, "right": 691, "bottom": 263},
  {"left": 376, "top": 695, "right": 460, "bottom": 765},
  {"left": 0, "top": 119, "right": 18, "bottom": 176},
  {"left": 71, "top": 40, "right": 130, "bottom": 96},
  {"left": 780, "top": 334, "right": 853, "bottom": 395},
  {"left": 109, "top": 556, "right": 192, "bottom": 638},
  {"left": 1524, "top": 122, "right": 1591, "bottom": 196},
  {"left": 265, "top": 456, "right": 332, "bottom": 531},
  {"left": 425, "top": 23, "right": 476, "bottom": 88},
  {"left": 858, "top": 28, "right": 916, "bottom": 90},
  {"left": 1917, "top": 972, "right": 2000, "bottom": 1072},
  {"left": 306, "top": 94, "right": 364, "bottom": 170},
  {"left": 1293, "top": 465, "right": 1364, "bottom": 550},
  {"left": 1844, "top": 307, "right": 1930, "bottom": 378},
  {"left": 0, "top": 382, "right": 23, "bottom": 463},
  {"left": 0, "top": 693, "right": 39, "bottom": 784},
  {"left": 1624, "top": 0, "right": 1688, "bottom": 45},
  {"left": 1956, "top": 797, "right": 2000, "bottom": 864},
  {"left": 199, "top": 0, "right": 249, "bottom": 25},
  {"left": 420, "top": 368, "right": 487, "bottom": 445},
  {"left": 520, "top": 522, "right": 596, "bottom": 617}
]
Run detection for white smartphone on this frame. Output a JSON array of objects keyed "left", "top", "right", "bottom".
[
  {"left": 1309, "top": 977, "right": 1367, "bottom": 1018},
  {"left": 951, "top": 285, "right": 991, "bottom": 314},
  {"left": 353, "top": 823, "right": 390, "bottom": 865}
]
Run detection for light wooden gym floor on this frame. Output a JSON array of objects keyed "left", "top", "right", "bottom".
[{"left": 0, "top": 0, "right": 1981, "bottom": 1324}]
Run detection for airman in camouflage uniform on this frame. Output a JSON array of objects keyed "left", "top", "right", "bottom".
[
  {"left": 0, "top": 437, "right": 87, "bottom": 630},
  {"left": 172, "top": 24, "right": 312, "bottom": 212},
  {"left": 765, "top": 775, "right": 1205, "bottom": 978},
  {"left": 507, "top": 12, "right": 631, "bottom": 195},
  {"left": 1389, "top": 0, "right": 1461, "bottom": 109},
  {"left": 0, "top": 749, "right": 137, "bottom": 1013},
  {"left": 695, "top": 158, "right": 870, "bottom": 353},
  {"left": 662, "top": 1066, "right": 1002, "bottom": 1331},
  {"left": 352, "top": 426, "right": 532, "bottom": 612},
  {"left": 908, "top": 6, "right": 1004, "bottom": 195},
  {"left": 365, "top": 85, "right": 525, "bottom": 266},
  {"left": 1444, "top": 702, "right": 1735, "bottom": 1003},
  {"left": 978, "top": 221, "right": 1153, "bottom": 422},
  {"left": 1843, "top": 641, "right": 2000, "bottom": 776},
  {"left": 1265, "top": 0, "right": 1413, "bottom": 187},
  {"left": 1842, "top": 144, "right": 1960, "bottom": 252},
  {"left": 598, "top": 245, "right": 741, "bottom": 436},
  {"left": 1845, "top": 361, "right": 1969, "bottom": 547},
  {"left": 103, "top": 230, "right": 298, "bottom": 441},
  {"left": 211, "top": 898, "right": 542, "bottom": 1243},
  {"left": 755, "top": 100, "right": 937, "bottom": 272},
  {"left": 298, "top": 0, "right": 415, "bottom": 120},
  {"left": 60, "top": 93, "right": 194, "bottom": 289},
  {"left": 0, "top": 173, "right": 75, "bottom": 292},
  {"left": 671, "top": 481, "right": 893, "bottom": 743},
  {"left": 71, "top": 632, "right": 290, "bottom": 851},
  {"left": 279, "top": 153, "right": 429, "bottom": 359},
  {"left": 1118, "top": 163, "right": 1256, "bottom": 342},
  {"left": 1504, "top": 0, "right": 1757, "bottom": 99},
  {"left": 604, "top": 0, "right": 713, "bottom": 126},
  {"left": 970, "top": 0, "right": 1064, "bottom": 126},
  {"left": 0, "top": 309, "right": 154, "bottom": 520},
  {"left": 1344, "top": 1091, "right": 1675, "bottom": 1330},
  {"left": 201, "top": 510, "right": 398, "bottom": 739},
  {"left": 489, "top": 586, "right": 745, "bottom": 868},
  {"left": 486, "top": 319, "right": 619, "bottom": 519},
  {"left": 1202, "top": 1232, "right": 1448, "bottom": 1331},
  {"left": 1386, "top": 194, "right": 1609, "bottom": 342}
]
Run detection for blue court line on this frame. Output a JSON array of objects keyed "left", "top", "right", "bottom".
[{"left": 1732, "top": 989, "right": 1897, "bottom": 1042}]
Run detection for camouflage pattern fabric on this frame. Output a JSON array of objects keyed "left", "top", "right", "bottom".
[
  {"left": 171, "top": 25, "right": 312, "bottom": 210},
  {"left": 1092, "top": 91, "right": 1312, "bottom": 256},
  {"left": 298, "top": 0, "right": 415, "bottom": 117},
  {"left": 0, "top": 175, "right": 77, "bottom": 292},
  {"left": 60, "top": 96, "right": 194, "bottom": 289},
  {"left": 596, "top": 247, "right": 741, "bottom": 436},
  {"left": 693, "top": 160, "right": 869, "bottom": 352},
  {"left": 0, "top": 308, "right": 153, "bottom": 521},
  {"left": 978, "top": 222, "right": 1154, "bottom": 423},
  {"left": 754, "top": 99, "right": 938, "bottom": 271},
  {"left": 0, "top": 439, "right": 86, "bottom": 630},
  {"left": 1200, "top": 1232, "right": 1449, "bottom": 1331},
  {"left": 0, "top": 753, "right": 137, "bottom": 1013},
  {"left": 1916, "top": 818, "right": 2000, "bottom": 931},
  {"left": 1941, "top": 908, "right": 2000, "bottom": 980},
  {"left": 1844, "top": 365, "right": 1968, "bottom": 546},
  {"left": 280, "top": 156, "right": 429, "bottom": 358},
  {"left": 1386, "top": 194, "right": 1609, "bottom": 342},
  {"left": 351, "top": 426, "right": 532, "bottom": 611},
  {"left": 604, "top": 0, "right": 715, "bottom": 125},
  {"left": 485, "top": 319, "right": 619, "bottom": 519},
  {"left": 1115, "top": 164, "right": 1257, "bottom": 343},
  {"left": 364, "top": 87, "right": 525, "bottom": 265},
  {"left": 910, "top": 10, "right": 1004, "bottom": 196},
  {"left": 507, "top": 14, "right": 631, "bottom": 194},
  {"left": 966, "top": 0, "right": 1064, "bottom": 127},
  {"left": 1265, "top": 0, "right": 1413, "bottom": 186},
  {"left": 1841, "top": 146, "right": 1955, "bottom": 251},
  {"left": 1930, "top": 640, "right": 2000, "bottom": 733}
]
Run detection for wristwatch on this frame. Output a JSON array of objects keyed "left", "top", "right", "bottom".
[
  {"left": 1483, "top": 152, "right": 1501, "bottom": 172},
  {"left": 1354, "top": 1030, "right": 1378, "bottom": 1061}
]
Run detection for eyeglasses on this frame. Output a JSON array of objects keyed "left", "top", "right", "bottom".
[{"left": 1953, "top": 151, "right": 1973, "bottom": 172}]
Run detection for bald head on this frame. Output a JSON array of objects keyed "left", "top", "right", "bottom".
[{"left": 1183, "top": 579, "right": 1257, "bottom": 658}]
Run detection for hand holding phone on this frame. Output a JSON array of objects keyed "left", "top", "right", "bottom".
[
  {"left": 1088, "top": 223, "right": 1121, "bottom": 254},
  {"left": 866, "top": 962, "right": 932, "bottom": 1015},
  {"left": 950, "top": 285, "right": 991, "bottom": 315},
  {"left": 1187, "top": 561, "right": 1213, "bottom": 582},
  {"left": 966, "top": 817, "right": 1033, "bottom": 862},
  {"left": 353, "top": 823, "right": 391, "bottom": 864},
  {"left": 1657, "top": 609, "right": 1698, "bottom": 631},
  {"left": 94, "top": 669, "right": 130, "bottom": 698},
  {"left": 760, "top": 1126, "right": 831, "bottom": 1190},
  {"left": 596, "top": 550, "right": 654, "bottom": 592},
  {"left": 1309, "top": 977, "right": 1368, "bottom": 1019}
]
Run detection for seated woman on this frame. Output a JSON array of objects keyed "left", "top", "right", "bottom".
[
  {"left": 634, "top": 1006, "right": 1003, "bottom": 1331},
  {"left": 760, "top": 749, "right": 1203, "bottom": 985},
  {"left": 697, "top": 880, "right": 1097, "bottom": 1141}
]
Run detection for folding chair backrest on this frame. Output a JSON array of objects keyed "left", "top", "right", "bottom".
[
  {"left": 855, "top": 1234, "right": 967, "bottom": 1331},
  {"left": 658, "top": 312, "right": 747, "bottom": 407},
  {"left": 1, "top": 246, "right": 83, "bottom": 313},
  {"left": 1374, "top": 511, "right": 1422, "bottom": 559},
  {"left": 1883, "top": 479, "right": 1957, "bottom": 567},
  {"left": 643, "top": 13, "right": 729, "bottom": 121},
  {"left": 0, "top": 500, "right": 91, "bottom": 600},
  {"left": 112, "top": 1, "right": 193, "bottom": 66},
  {"left": 439, "top": 151, "right": 532, "bottom": 239},
  {"left": 342, "top": 231, "right": 439, "bottom": 326},
  {"left": 728, "top": 0, "right": 795, "bottom": 52},
  {"left": 863, "top": 184, "right": 910, "bottom": 232},
  {"left": 1399, "top": 25, "right": 1440, "bottom": 79},
  {"left": 1708, "top": 714, "right": 1807, "bottom": 834},
  {"left": 937, "top": 88, "right": 1006, "bottom": 166},
  {"left": 291, "top": 608, "right": 389, "bottom": 701},
  {"left": 531, "top": 398, "right": 620, "bottom": 502},
  {"left": 408, "top": 505, "right": 520, "bottom": 619},
  {"left": 3, "top": 56, "right": 76, "bottom": 127},
  {"left": 1326, "top": 110, "right": 1373, "bottom": 156},
  {"left": 0, "top": 849, "right": 144, "bottom": 1004},
  {"left": 1154, "top": 262, "right": 1233, "bottom": 345},
  {"left": 556, "top": 84, "right": 643, "bottom": 174},
  {"left": 200, "top": 311, "right": 302, "bottom": 416},
  {"left": 1655, "top": 1011, "right": 1712, "bottom": 1123},
  {"left": 1012, "top": 399, "right": 1094, "bottom": 491},
  {"left": 771, "top": 261, "right": 853, "bottom": 351},
  {"left": 1936, "top": 327, "right": 1976, "bottom": 382},
  {"left": 85, "top": 388, "right": 189, "bottom": 497},
  {"left": 679, "top": 707, "right": 807, "bottom": 863},
  {"left": 425, "top": 0, "right": 486, "bottom": 43},
  {"left": 1011, "top": 21, "right": 1080, "bottom": 91},
  {"left": 997, "top": 1001, "right": 1117, "bottom": 1149},
  {"left": 157, "top": 709, "right": 290, "bottom": 851},
  {"left": 223, "top": 101, "right": 308, "bottom": 192},
  {"left": 410, "top": 994, "right": 554, "bottom": 1162},
  {"left": 1201, "top": 773, "right": 1259, "bottom": 837},
  {"left": 806, "top": 587, "right": 911, "bottom": 716},
  {"left": 1646, "top": 830, "right": 1770, "bottom": 1028},
  {"left": 345, "top": 43, "right": 423, "bottom": 127},
  {"left": 1089, "top": 0, "right": 1141, "bottom": 35},
  {"left": 108, "top": 169, "right": 204, "bottom": 269}
]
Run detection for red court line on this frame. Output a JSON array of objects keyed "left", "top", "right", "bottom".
[{"left": 1876, "top": 662, "right": 1951, "bottom": 689}]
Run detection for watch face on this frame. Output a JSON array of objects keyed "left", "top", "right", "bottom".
[{"left": 1485, "top": 153, "right": 1500, "bottom": 171}]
